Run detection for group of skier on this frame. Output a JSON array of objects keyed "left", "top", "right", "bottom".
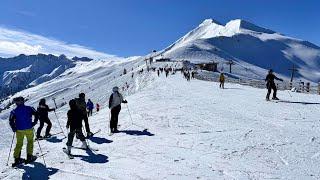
[{"left": 8, "top": 87, "right": 127, "bottom": 166}]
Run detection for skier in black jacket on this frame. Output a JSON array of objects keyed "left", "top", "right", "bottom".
[
  {"left": 265, "top": 69, "right": 283, "bottom": 101},
  {"left": 36, "top": 98, "right": 55, "bottom": 139},
  {"left": 65, "top": 99, "right": 88, "bottom": 155}
]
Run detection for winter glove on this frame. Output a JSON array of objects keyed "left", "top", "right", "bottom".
[
  {"left": 31, "top": 121, "right": 37, "bottom": 127},
  {"left": 123, "top": 100, "right": 128, "bottom": 104},
  {"left": 11, "top": 127, "right": 17, "bottom": 132},
  {"left": 66, "top": 125, "right": 69, "bottom": 129}
]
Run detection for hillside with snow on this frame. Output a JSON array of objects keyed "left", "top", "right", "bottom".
[
  {"left": 161, "top": 19, "right": 320, "bottom": 83},
  {"left": 0, "top": 54, "right": 107, "bottom": 99},
  {"left": 0, "top": 57, "right": 320, "bottom": 179}
]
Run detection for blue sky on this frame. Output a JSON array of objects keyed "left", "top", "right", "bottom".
[{"left": 0, "top": 0, "right": 319, "bottom": 57}]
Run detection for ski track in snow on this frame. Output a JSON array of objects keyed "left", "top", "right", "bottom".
[{"left": 1, "top": 62, "right": 320, "bottom": 179}]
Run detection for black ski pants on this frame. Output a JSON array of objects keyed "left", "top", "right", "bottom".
[
  {"left": 66, "top": 128, "right": 86, "bottom": 146},
  {"left": 266, "top": 82, "right": 277, "bottom": 99},
  {"left": 110, "top": 105, "right": 121, "bottom": 132},
  {"left": 36, "top": 117, "right": 52, "bottom": 137}
]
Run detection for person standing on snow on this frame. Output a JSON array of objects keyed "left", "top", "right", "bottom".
[
  {"left": 96, "top": 103, "right": 100, "bottom": 112},
  {"left": 9, "top": 97, "right": 39, "bottom": 166},
  {"left": 265, "top": 69, "right": 283, "bottom": 101},
  {"left": 109, "top": 87, "right": 128, "bottom": 133},
  {"left": 65, "top": 99, "right": 88, "bottom": 155},
  {"left": 75, "top": 93, "right": 93, "bottom": 137},
  {"left": 219, "top": 73, "right": 225, "bottom": 89},
  {"left": 36, "top": 98, "right": 55, "bottom": 139},
  {"left": 86, "top": 99, "right": 94, "bottom": 117}
]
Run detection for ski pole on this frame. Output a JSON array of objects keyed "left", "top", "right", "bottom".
[
  {"left": 125, "top": 104, "right": 145, "bottom": 129},
  {"left": 6, "top": 133, "right": 15, "bottom": 166},
  {"left": 287, "top": 90, "right": 293, "bottom": 98},
  {"left": 52, "top": 98, "right": 67, "bottom": 138},
  {"left": 34, "top": 130, "right": 46, "bottom": 167},
  {"left": 108, "top": 111, "right": 111, "bottom": 134},
  {"left": 53, "top": 111, "right": 67, "bottom": 138}
]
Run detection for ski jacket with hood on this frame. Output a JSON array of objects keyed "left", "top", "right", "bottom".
[
  {"left": 9, "top": 105, "right": 38, "bottom": 131},
  {"left": 75, "top": 97, "right": 87, "bottom": 114},
  {"left": 86, "top": 101, "right": 94, "bottom": 110}
]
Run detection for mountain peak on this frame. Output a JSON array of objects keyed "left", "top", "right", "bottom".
[
  {"left": 199, "top": 19, "right": 222, "bottom": 27},
  {"left": 226, "top": 19, "right": 275, "bottom": 34}
]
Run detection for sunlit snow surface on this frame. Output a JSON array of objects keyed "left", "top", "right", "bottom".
[{"left": 1, "top": 59, "right": 320, "bottom": 179}]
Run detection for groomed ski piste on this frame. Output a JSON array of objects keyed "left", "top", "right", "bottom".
[{"left": 1, "top": 57, "right": 320, "bottom": 179}]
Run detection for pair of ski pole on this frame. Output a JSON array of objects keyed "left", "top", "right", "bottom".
[{"left": 6, "top": 131, "right": 47, "bottom": 167}]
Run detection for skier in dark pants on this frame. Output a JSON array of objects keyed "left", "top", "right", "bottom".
[
  {"left": 109, "top": 86, "right": 127, "bottom": 133},
  {"left": 36, "top": 98, "right": 55, "bottom": 139},
  {"left": 65, "top": 99, "right": 88, "bottom": 155},
  {"left": 86, "top": 99, "right": 94, "bottom": 117},
  {"left": 75, "top": 93, "right": 93, "bottom": 137},
  {"left": 265, "top": 69, "right": 283, "bottom": 101},
  {"left": 9, "top": 97, "right": 39, "bottom": 166}
]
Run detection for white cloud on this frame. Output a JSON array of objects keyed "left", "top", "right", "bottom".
[{"left": 0, "top": 26, "right": 114, "bottom": 59}]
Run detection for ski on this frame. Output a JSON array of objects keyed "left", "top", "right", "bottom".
[
  {"left": 86, "top": 129, "right": 101, "bottom": 139},
  {"left": 62, "top": 147, "right": 74, "bottom": 159},
  {"left": 71, "top": 145, "right": 99, "bottom": 152},
  {"left": 35, "top": 131, "right": 64, "bottom": 140}
]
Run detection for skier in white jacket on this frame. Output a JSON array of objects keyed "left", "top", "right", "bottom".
[{"left": 109, "top": 86, "right": 127, "bottom": 133}]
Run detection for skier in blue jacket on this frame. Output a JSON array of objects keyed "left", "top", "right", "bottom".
[
  {"left": 9, "top": 96, "right": 39, "bottom": 166},
  {"left": 86, "top": 99, "right": 94, "bottom": 117}
]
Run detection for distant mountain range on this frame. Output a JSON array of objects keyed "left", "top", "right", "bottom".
[
  {"left": 160, "top": 19, "right": 320, "bottom": 82},
  {"left": 0, "top": 54, "right": 94, "bottom": 98}
]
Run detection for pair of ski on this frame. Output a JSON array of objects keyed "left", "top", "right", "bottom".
[
  {"left": 35, "top": 131, "right": 64, "bottom": 140},
  {"left": 10, "top": 151, "right": 48, "bottom": 168},
  {"left": 62, "top": 146, "right": 99, "bottom": 159}
]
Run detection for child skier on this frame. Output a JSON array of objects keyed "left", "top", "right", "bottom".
[
  {"left": 64, "top": 99, "right": 88, "bottom": 155},
  {"left": 36, "top": 98, "right": 55, "bottom": 139},
  {"left": 109, "top": 86, "right": 127, "bottom": 133},
  {"left": 9, "top": 96, "right": 39, "bottom": 166}
]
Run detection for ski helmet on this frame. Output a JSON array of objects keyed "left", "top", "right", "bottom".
[{"left": 112, "top": 86, "right": 119, "bottom": 92}]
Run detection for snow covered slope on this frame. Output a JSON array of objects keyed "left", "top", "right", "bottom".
[
  {"left": 0, "top": 66, "right": 320, "bottom": 179},
  {"left": 162, "top": 19, "right": 320, "bottom": 82}
]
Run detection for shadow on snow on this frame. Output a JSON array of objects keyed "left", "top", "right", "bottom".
[
  {"left": 73, "top": 149, "right": 109, "bottom": 164},
  {"left": 88, "top": 136, "right": 113, "bottom": 144},
  {"left": 277, "top": 100, "right": 320, "bottom": 105},
  {"left": 119, "top": 129, "right": 155, "bottom": 136},
  {"left": 18, "top": 162, "right": 59, "bottom": 180}
]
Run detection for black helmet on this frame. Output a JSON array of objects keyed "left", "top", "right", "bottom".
[
  {"left": 269, "top": 69, "right": 273, "bottom": 73},
  {"left": 69, "top": 99, "right": 76, "bottom": 108},
  {"left": 79, "top": 93, "right": 85, "bottom": 98},
  {"left": 39, "top": 98, "right": 46, "bottom": 105},
  {"left": 13, "top": 96, "right": 24, "bottom": 105}
]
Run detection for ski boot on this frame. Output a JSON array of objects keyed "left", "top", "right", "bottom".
[
  {"left": 35, "top": 135, "right": 43, "bottom": 140},
  {"left": 25, "top": 154, "right": 37, "bottom": 164},
  {"left": 12, "top": 158, "right": 25, "bottom": 167},
  {"left": 44, "top": 133, "right": 52, "bottom": 138},
  {"left": 272, "top": 97, "right": 279, "bottom": 100},
  {"left": 81, "top": 141, "right": 88, "bottom": 149},
  {"left": 87, "top": 132, "right": 93, "bottom": 138}
]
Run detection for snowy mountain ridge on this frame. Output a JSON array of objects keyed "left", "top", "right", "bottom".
[
  {"left": 0, "top": 54, "right": 102, "bottom": 98},
  {"left": 162, "top": 18, "right": 320, "bottom": 83}
]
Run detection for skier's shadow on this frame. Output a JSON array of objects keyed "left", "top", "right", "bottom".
[
  {"left": 73, "top": 150, "right": 109, "bottom": 164},
  {"left": 277, "top": 100, "right": 320, "bottom": 105},
  {"left": 119, "top": 129, "right": 155, "bottom": 136},
  {"left": 46, "top": 136, "right": 64, "bottom": 143},
  {"left": 88, "top": 136, "right": 113, "bottom": 144},
  {"left": 19, "top": 162, "right": 59, "bottom": 180}
]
